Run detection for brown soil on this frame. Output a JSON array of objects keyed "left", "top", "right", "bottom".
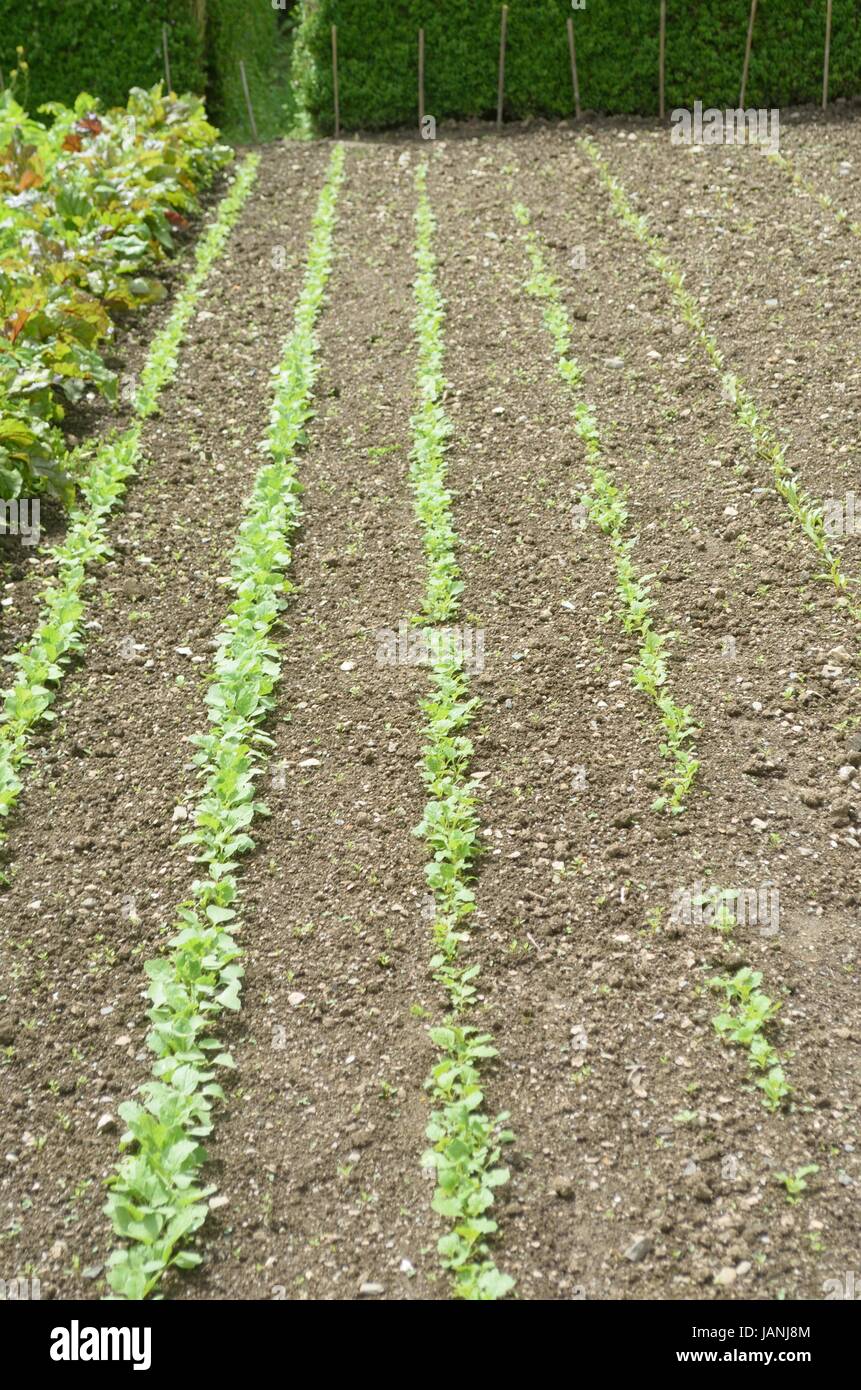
[
  {"left": 0, "top": 139, "right": 328, "bottom": 1294},
  {"left": 1, "top": 115, "right": 859, "bottom": 1303}
]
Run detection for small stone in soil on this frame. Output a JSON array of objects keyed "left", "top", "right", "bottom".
[{"left": 624, "top": 1234, "right": 652, "bottom": 1263}]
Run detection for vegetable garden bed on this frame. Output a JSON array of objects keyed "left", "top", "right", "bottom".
[{"left": 1, "top": 102, "right": 860, "bottom": 1304}]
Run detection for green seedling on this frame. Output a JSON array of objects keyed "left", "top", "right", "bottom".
[
  {"left": 411, "top": 165, "right": 513, "bottom": 1302},
  {"left": 102, "top": 146, "right": 345, "bottom": 1301},
  {"left": 515, "top": 201, "right": 700, "bottom": 812},
  {"left": 0, "top": 154, "right": 260, "bottom": 874},
  {"left": 775, "top": 1164, "right": 819, "bottom": 1204},
  {"left": 693, "top": 887, "right": 738, "bottom": 937},
  {"left": 710, "top": 968, "right": 792, "bottom": 1111}
]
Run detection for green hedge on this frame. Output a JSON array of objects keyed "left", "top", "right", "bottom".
[
  {"left": 207, "top": 0, "right": 295, "bottom": 140},
  {"left": 0, "top": 1, "right": 205, "bottom": 112},
  {"left": 0, "top": 1, "right": 289, "bottom": 139},
  {"left": 293, "top": 0, "right": 861, "bottom": 132}
]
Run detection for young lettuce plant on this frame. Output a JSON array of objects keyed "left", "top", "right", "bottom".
[
  {"left": 513, "top": 201, "right": 700, "bottom": 813},
  {"left": 0, "top": 155, "right": 260, "bottom": 882},
  {"left": 411, "top": 163, "right": 514, "bottom": 1302},
  {"left": 774, "top": 1164, "right": 819, "bottom": 1204},
  {"left": 710, "top": 967, "right": 792, "bottom": 1111},
  {"left": 693, "top": 886, "right": 738, "bottom": 937},
  {"left": 103, "top": 145, "right": 345, "bottom": 1300}
]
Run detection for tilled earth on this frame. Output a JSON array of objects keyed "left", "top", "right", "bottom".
[{"left": 1, "top": 110, "right": 860, "bottom": 1302}]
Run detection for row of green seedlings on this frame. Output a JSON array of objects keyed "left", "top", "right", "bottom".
[
  {"left": 513, "top": 201, "right": 699, "bottom": 814},
  {"left": 580, "top": 138, "right": 861, "bottom": 622},
  {"left": 693, "top": 887, "right": 791, "bottom": 1111},
  {"left": 410, "top": 162, "right": 514, "bottom": 1302},
  {"left": 0, "top": 155, "right": 261, "bottom": 879},
  {"left": 694, "top": 895, "right": 816, "bottom": 1196},
  {"left": 102, "top": 145, "right": 345, "bottom": 1300},
  {"left": 768, "top": 149, "right": 861, "bottom": 241},
  {"left": 513, "top": 188, "right": 788, "bottom": 1107}
]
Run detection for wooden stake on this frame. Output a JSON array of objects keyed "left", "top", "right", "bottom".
[
  {"left": 162, "top": 23, "right": 172, "bottom": 93},
  {"left": 497, "top": 4, "right": 508, "bottom": 131},
  {"left": 419, "top": 28, "right": 425, "bottom": 132},
  {"left": 239, "top": 60, "right": 258, "bottom": 143},
  {"left": 567, "top": 17, "right": 581, "bottom": 120},
  {"left": 823, "top": 0, "right": 833, "bottom": 111},
  {"left": 739, "top": 0, "right": 758, "bottom": 108},
  {"left": 659, "top": 0, "right": 666, "bottom": 120},
  {"left": 331, "top": 24, "right": 340, "bottom": 138}
]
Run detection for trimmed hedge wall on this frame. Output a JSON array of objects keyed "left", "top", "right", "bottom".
[
  {"left": 293, "top": 0, "right": 861, "bottom": 132},
  {"left": 207, "top": 0, "right": 297, "bottom": 140},
  {"left": 0, "top": 1, "right": 288, "bottom": 137},
  {"left": 0, "top": 1, "right": 205, "bottom": 112}
]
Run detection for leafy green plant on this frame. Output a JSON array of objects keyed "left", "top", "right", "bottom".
[
  {"left": 0, "top": 154, "right": 259, "bottom": 879},
  {"left": 0, "top": 82, "right": 231, "bottom": 500},
  {"left": 710, "top": 968, "right": 792, "bottom": 1111},
  {"left": 774, "top": 1165, "right": 819, "bottom": 1204},
  {"left": 423, "top": 1026, "right": 514, "bottom": 1301},
  {"left": 694, "top": 887, "right": 738, "bottom": 937},
  {"left": 411, "top": 162, "right": 513, "bottom": 1302},
  {"left": 103, "top": 144, "right": 345, "bottom": 1300},
  {"left": 514, "top": 200, "right": 700, "bottom": 813}
]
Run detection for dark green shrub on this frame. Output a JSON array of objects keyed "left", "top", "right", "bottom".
[
  {"left": 0, "top": 1, "right": 205, "bottom": 112},
  {"left": 293, "top": 0, "right": 861, "bottom": 132},
  {"left": 0, "top": 1, "right": 291, "bottom": 140},
  {"left": 206, "top": 0, "right": 294, "bottom": 140}
]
